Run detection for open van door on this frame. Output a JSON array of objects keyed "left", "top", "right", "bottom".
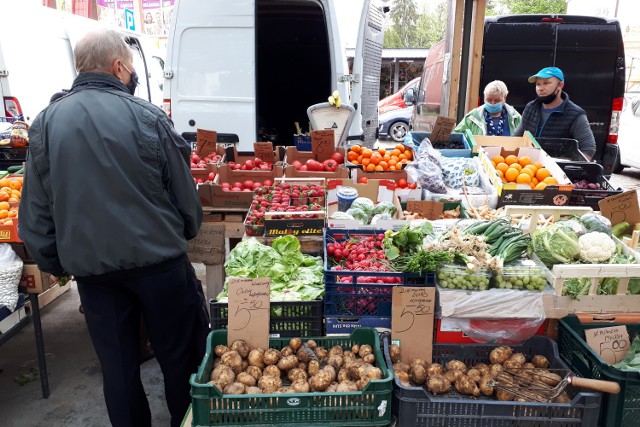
[{"left": 349, "top": 0, "right": 385, "bottom": 146}]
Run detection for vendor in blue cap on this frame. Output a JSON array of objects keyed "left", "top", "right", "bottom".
[{"left": 514, "top": 66, "right": 596, "bottom": 159}]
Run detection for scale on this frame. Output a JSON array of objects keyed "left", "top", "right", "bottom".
[{"left": 307, "top": 102, "right": 355, "bottom": 148}]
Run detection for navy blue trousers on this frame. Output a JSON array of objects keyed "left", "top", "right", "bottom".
[{"left": 76, "top": 257, "right": 209, "bottom": 427}]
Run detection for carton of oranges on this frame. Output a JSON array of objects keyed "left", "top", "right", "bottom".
[
  {"left": 490, "top": 154, "right": 558, "bottom": 190},
  {"left": 346, "top": 143, "right": 413, "bottom": 171},
  {"left": 0, "top": 175, "right": 22, "bottom": 241}
]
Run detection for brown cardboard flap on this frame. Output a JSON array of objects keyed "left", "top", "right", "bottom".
[
  {"left": 599, "top": 189, "right": 640, "bottom": 226},
  {"left": 254, "top": 142, "right": 276, "bottom": 163},
  {"left": 392, "top": 287, "right": 436, "bottom": 364},
  {"left": 311, "top": 130, "right": 335, "bottom": 160},
  {"left": 430, "top": 116, "right": 456, "bottom": 143},
  {"left": 187, "top": 223, "right": 225, "bottom": 265},
  {"left": 406, "top": 201, "right": 444, "bottom": 220},
  {"left": 196, "top": 129, "right": 217, "bottom": 156},
  {"left": 227, "top": 277, "right": 270, "bottom": 350},
  {"left": 585, "top": 325, "right": 630, "bottom": 364}
]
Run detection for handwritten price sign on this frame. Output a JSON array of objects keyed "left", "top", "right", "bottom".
[
  {"left": 391, "top": 286, "right": 435, "bottom": 363},
  {"left": 227, "top": 277, "right": 270, "bottom": 349}
]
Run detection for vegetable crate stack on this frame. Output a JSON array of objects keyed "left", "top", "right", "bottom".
[{"left": 190, "top": 328, "right": 394, "bottom": 426}]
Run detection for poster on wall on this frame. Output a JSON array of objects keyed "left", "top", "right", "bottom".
[{"left": 96, "top": 0, "right": 174, "bottom": 37}]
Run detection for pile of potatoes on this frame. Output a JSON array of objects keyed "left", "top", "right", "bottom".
[
  {"left": 389, "top": 344, "right": 570, "bottom": 403},
  {"left": 208, "top": 338, "right": 383, "bottom": 395}
]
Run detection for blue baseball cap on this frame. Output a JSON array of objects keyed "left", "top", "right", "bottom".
[{"left": 528, "top": 67, "right": 564, "bottom": 83}]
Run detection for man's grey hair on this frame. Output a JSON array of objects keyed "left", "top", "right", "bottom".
[
  {"left": 484, "top": 80, "right": 509, "bottom": 97},
  {"left": 74, "top": 30, "right": 132, "bottom": 73}
]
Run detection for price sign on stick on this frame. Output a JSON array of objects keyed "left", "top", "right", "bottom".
[
  {"left": 196, "top": 129, "right": 217, "bottom": 155},
  {"left": 430, "top": 116, "right": 456, "bottom": 143},
  {"left": 599, "top": 189, "right": 640, "bottom": 226},
  {"left": 311, "top": 130, "right": 335, "bottom": 161},
  {"left": 227, "top": 277, "right": 270, "bottom": 350},
  {"left": 253, "top": 142, "right": 276, "bottom": 163},
  {"left": 585, "top": 325, "right": 630, "bottom": 364},
  {"left": 392, "top": 286, "right": 436, "bottom": 363}
]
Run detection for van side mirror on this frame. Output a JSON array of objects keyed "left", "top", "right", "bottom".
[{"left": 404, "top": 88, "right": 415, "bottom": 105}]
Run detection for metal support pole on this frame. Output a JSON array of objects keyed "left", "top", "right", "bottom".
[
  {"left": 456, "top": 0, "right": 475, "bottom": 123},
  {"left": 28, "top": 292, "right": 49, "bottom": 399}
]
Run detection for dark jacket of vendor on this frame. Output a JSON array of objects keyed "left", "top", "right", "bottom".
[{"left": 18, "top": 72, "right": 202, "bottom": 277}]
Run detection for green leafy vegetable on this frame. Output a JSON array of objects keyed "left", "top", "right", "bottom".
[
  {"left": 530, "top": 223, "right": 581, "bottom": 267},
  {"left": 614, "top": 335, "right": 640, "bottom": 370}
]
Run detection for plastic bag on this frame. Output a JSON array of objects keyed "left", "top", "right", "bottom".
[
  {"left": 0, "top": 244, "right": 23, "bottom": 312},
  {"left": 441, "top": 318, "right": 547, "bottom": 344},
  {"left": 416, "top": 136, "right": 442, "bottom": 167},
  {"left": 406, "top": 161, "right": 447, "bottom": 194},
  {"left": 440, "top": 157, "right": 480, "bottom": 189}
]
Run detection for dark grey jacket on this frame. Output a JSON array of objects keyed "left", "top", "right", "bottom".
[{"left": 19, "top": 73, "right": 202, "bottom": 277}]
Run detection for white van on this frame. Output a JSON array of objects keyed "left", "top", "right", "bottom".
[
  {"left": 162, "top": 0, "right": 385, "bottom": 150},
  {"left": 0, "top": 2, "right": 163, "bottom": 125}
]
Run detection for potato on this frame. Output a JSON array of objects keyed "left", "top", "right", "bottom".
[
  {"left": 443, "top": 370, "right": 463, "bottom": 384},
  {"left": 309, "top": 370, "right": 333, "bottom": 392},
  {"left": 474, "top": 363, "right": 490, "bottom": 376},
  {"left": 362, "top": 354, "right": 376, "bottom": 365},
  {"left": 230, "top": 340, "right": 250, "bottom": 358},
  {"left": 327, "top": 355, "right": 343, "bottom": 369},
  {"left": 495, "top": 371, "right": 514, "bottom": 386},
  {"left": 348, "top": 360, "right": 369, "bottom": 381},
  {"left": 314, "top": 347, "right": 328, "bottom": 359},
  {"left": 221, "top": 351, "right": 243, "bottom": 374},
  {"left": 328, "top": 345, "right": 344, "bottom": 357},
  {"left": 411, "top": 364, "right": 427, "bottom": 385},
  {"left": 287, "top": 368, "right": 308, "bottom": 383},
  {"left": 213, "top": 358, "right": 222, "bottom": 368},
  {"left": 323, "top": 365, "right": 337, "bottom": 383},
  {"left": 210, "top": 364, "right": 235, "bottom": 390},
  {"left": 356, "top": 377, "right": 370, "bottom": 390},
  {"left": 427, "top": 374, "right": 451, "bottom": 395},
  {"left": 531, "top": 355, "right": 550, "bottom": 369},
  {"left": 263, "top": 365, "right": 281, "bottom": 378},
  {"left": 351, "top": 344, "right": 360, "bottom": 355},
  {"left": 326, "top": 382, "right": 339, "bottom": 392},
  {"left": 308, "top": 359, "right": 321, "bottom": 376},
  {"left": 554, "top": 392, "right": 571, "bottom": 403},
  {"left": 337, "top": 380, "right": 358, "bottom": 392},
  {"left": 337, "top": 368, "right": 350, "bottom": 383},
  {"left": 342, "top": 352, "right": 356, "bottom": 369},
  {"left": 241, "top": 360, "right": 248, "bottom": 372},
  {"left": 394, "top": 370, "right": 410, "bottom": 384},
  {"left": 214, "top": 345, "right": 229, "bottom": 357},
  {"left": 466, "top": 368, "right": 482, "bottom": 383},
  {"left": 489, "top": 364, "right": 504, "bottom": 378},
  {"left": 306, "top": 339, "right": 318, "bottom": 349},
  {"left": 455, "top": 375, "right": 480, "bottom": 397},
  {"left": 277, "top": 355, "right": 298, "bottom": 372},
  {"left": 446, "top": 360, "right": 467, "bottom": 373},
  {"left": 290, "top": 378, "right": 310, "bottom": 393},
  {"left": 258, "top": 375, "right": 282, "bottom": 393},
  {"left": 223, "top": 382, "right": 246, "bottom": 395},
  {"left": 236, "top": 372, "right": 257, "bottom": 387},
  {"left": 280, "top": 346, "right": 294, "bottom": 357},
  {"left": 248, "top": 349, "right": 265, "bottom": 369},
  {"left": 393, "top": 362, "right": 411, "bottom": 374},
  {"left": 479, "top": 375, "right": 494, "bottom": 396},
  {"left": 245, "top": 365, "right": 262, "bottom": 381},
  {"left": 427, "top": 363, "right": 443, "bottom": 377},
  {"left": 489, "top": 346, "right": 513, "bottom": 365},
  {"left": 289, "top": 337, "right": 303, "bottom": 352},
  {"left": 297, "top": 344, "right": 318, "bottom": 363},
  {"left": 522, "top": 363, "right": 535, "bottom": 370},
  {"left": 297, "top": 362, "right": 307, "bottom": 372},
  {"left": 263, "top": 349, "right": 282, "bottom": 366},
  {"left": 510, "top": 353, "right": 526, "bottom": 365},
  {"left": 410, "top": 358, "right": 428, "bottom": 370},
  {"left": 496, "top": 389, "right": 515, "bottom": 401},
  {"left": 277, "top": 387, "right": 290, "bottom": 394},
  {"left": 366, "top": 367, "right": 382, "bottom": 380},
  {"left": 358, "top": 344, "right": 373, "bottom": 359},
  {"left": 389, "top": 344, "right": 401, "bottom": 364},
  {"left": 246, "top": 386, "right": 262, "bottom": 395},
  {"left": 535, "top": 371, "right": 562, "bottom": 387},
  {"left": 503, "top": 359, "right": 522, "bottom": 374}
]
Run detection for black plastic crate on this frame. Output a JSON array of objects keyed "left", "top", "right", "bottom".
[
  {"left": 209, "top": 298, "right": 323, "bottom": 338},
  {"left": 382, "top": 334, "right": 602, "bottom": 427},
  {"left": 558, "top": 315, "right": 640, "bottom": 427},
  {"left": 559, "top": 162, "right": 623, "bottom": 210},
  {"left": 536, "top": 138, "right": 590, "bottom": 163}
]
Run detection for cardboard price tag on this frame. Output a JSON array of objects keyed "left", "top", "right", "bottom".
[
  {"left": 196, "top": 129, "right": 217, "bottom": 155},
  {"left": 406, "top": 200, "right": 444, "bottom": 220},
  {"left": 311, "top": 130, "right": 335, "bottom": 161},
  {"left": 585, "top": 325, "right": 630, "bottom": 364},
  {"left": 187, "top": 223, "right": 225, "bottom": 264},
  {"left": 599, "top": 189, "right": 640, "bottom": 226},
  {"left": 430, "top": 116, "right": 456, "bottom": 143},
  {"left": 254, "top": 142, "right": 276, "bottom": 163},
  {"left": 392, "top": 287, "right": 435, "bottom": 363},
  {"left": 227, "top": 277, "right": 270, "bottom": 350}
]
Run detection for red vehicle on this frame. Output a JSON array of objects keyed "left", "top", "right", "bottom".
[{"left": 377, "top": 77, "right": 420, "bottom": 114}]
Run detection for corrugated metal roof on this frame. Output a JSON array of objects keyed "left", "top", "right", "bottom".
[{"left": 346, "top": 47, "right": 428, "bottom": 60}]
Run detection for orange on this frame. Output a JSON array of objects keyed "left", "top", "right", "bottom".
[
  {"left": 378, "top": 161, "right": 388, "bottom": 170},
  {"left": 395, "top": 143, "right": 405, "bottom": 152},
  {"left": 361, "top": 148, "right": 373, "bottom": 158},
  {"left": 531, "top": 177, "right": 539, "bottom": 186},
  {"left": 375, "top": 165, "right": 384, "bottom": 171},
  {"left": 505, "top": 155, "right": 519, "bottom": 165},
  {"left": 366, "top": 163, "right": 376, "bottom": 172},
  {"left": 9, "top": 181, "right": 21, "bottom": 190},
  {"left": 543, "top": 176, "right": 558, "bottom": 185},
  {"left": 505, "top": 168, "right": 520, "bottom": 182},
  {"left": 388, "top": 165, "right": 396, "bottom": 170},
  {"left": 491, "top": 161, "right": 497, "bottom": 168},
  {"left": 510, "top": 163, "right": 522, "bottom": 172},
  {"left": 382, "top": 154, "right": 391, "bottom": 162},
  {"left": 0, "top": 201, "right": 9, "bottom": 211},
  {"left": 518, "top": 156, "right": 532, "bottom": 167},
  {"left": 404, "top": 150, "right": 413, "bottom": 160},
  {"left": 516, "top": 173, "right": 532, "bottom": 184},
  {"left": 492, "top": 155, "right": 505, "bottom": 165},
  {"left": 524, "top": 164, "right": 538, "bottom": 174},
  {"left": 520, "top": 168, "right": 535, "bottom": 178},
  {"left": 350, "top": 145, "right": 362, "bottom": 154},
  {"left": 496, "top": 170, "right": 504, "bottom": 179},
  {"left": 496, "top": 162, "right": 509, "bottom": 174},
  {"left": 534, "top": 182, "right": 548, "bottom": 190},
  {"left": 361, "top": 158, "right": 371, "bottom": 167},
  {"left": 391, "top": 149, "right": 402, "bottom": 157},
  {"left": 8, "top": 209, "right": 17, "bottom": 218},
  {"left": 378, "top": 148, "right": 387, "bottom": 156},
  {"left": 533, "top": 161, "right": 543, "bottom": 170},
  {"left": 0, "top": 210, "right": 7, "bottom": 219},
  {"left": 536, "top": 168, "right": 551, "bottom": 181},
  {"left": 388, "top": 158, "right": 398, "bottom": 167},
  {"left": 370, "top": 153, "right": 382, "bottom": 165},
  {"left": 347, "top": 151, "right": 358, "bottom": 162}
]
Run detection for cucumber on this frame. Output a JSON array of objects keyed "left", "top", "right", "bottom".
[{"left": 7, "top": 165, "right": 23, "bottom": 173}]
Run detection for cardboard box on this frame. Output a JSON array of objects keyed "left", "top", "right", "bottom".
[
  {"left": 0, "top": 219, "right": 20, "bottom": 243},
  {"left": 20, "top": 263, "right": 56, "bottom": 294},
  {"left": 344, "top": 144, "right": 414, "bottom": 170},
  {"left": 466, "top": 130, "right": 541, "bottom": 154},
  {"left": 283, "top": 146, "right": 350, "bottom": 179},
  {"left": 199, "top": 164, "right": 284, "bottom": 208},
  {"left": 479, "top": 146, "right": 573, "bottom": 207},
  {"left": 405, "top": 131, "right": 472, "bottom": 157},
  {"left": 350, "top": 168, "right": 422, "bottom": 202},
  {"left": 225, "top": 142, "right": 283, "bottom": 165},
  {"left": 190, "top": 162, "right": 217, "bottom": 183},
  {"left": 326, "top": 179, "right": 405, "bottom": 230}
]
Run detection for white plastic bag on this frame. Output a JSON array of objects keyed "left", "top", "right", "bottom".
[{"left": 0, "top": 243, "right": 23, "bottom": 312}]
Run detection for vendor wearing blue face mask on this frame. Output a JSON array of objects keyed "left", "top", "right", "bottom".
[
  {"left": 454, "top": 80, "right": 522, "bottom": 137},
  {"left": 514, "top": 67, "right": 596, "bottom": 160}
]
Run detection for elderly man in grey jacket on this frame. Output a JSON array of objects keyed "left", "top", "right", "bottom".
[{"left": 19, "top": 30, "right": 208, "bottom": 427}]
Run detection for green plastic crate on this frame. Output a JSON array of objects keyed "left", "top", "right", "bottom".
[
  {"left": 190, "top": 328, "right": 393, "bottom": 426},
  {"left": 558, "top": 316, "right": 640, "bottom": 427}
]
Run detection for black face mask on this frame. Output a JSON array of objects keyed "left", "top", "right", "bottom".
[
  {"left": 122, "top": 64, "right": 139, "bottom": 95},
  {"left": 537, "top": 85, "right": 559, "bottom": 104}
]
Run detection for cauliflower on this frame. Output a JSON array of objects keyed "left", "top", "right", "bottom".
[{"left": 578, "top": 232, "right": 616, "bottom": 263}]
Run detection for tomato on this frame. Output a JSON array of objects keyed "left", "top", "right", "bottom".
[
  {"left": 243, "top": 180, "right": 255, "bottom": 190},
  {"left": 397, "top": 178, "right": 408, "bottom": 188},
  {"left": 244, "top": 159, "right": 255, "bottom": 169},
  {"left": 292, "top": 160, "right": 303, "bottom": 170},
  {"left": 208, "top": 172, "right": 216, "bottom": 181},
  {"left": 358, "top": 177, "right": 368, "bottom": 184},
  {"left": 323, "top": 159, "right": 338, "bottom": 172},
  {"left": 254, "top": 157, "right": 263, "bottom": 167},
  {"left": 190, "top": 154, "right": 201, "bottom": 164},
  {"left": 330, "top": 152, "right": 345, "bottom": 164},
  {"left": 306, "top": 159, "right": 322, "bottom": 171},
  {"left": 263, "top": 179, "right": 273, "bottom": 186}
]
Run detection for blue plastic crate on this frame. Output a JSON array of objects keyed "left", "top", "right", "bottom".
[
  {"left": 405, "top": 131, "right": 471, "bottom": 157},
  {"left": 324, "top": 229, "right": 434, "bottom": 320},
  {"left": 293, "top": 134, "right": 312, "bottom": 151}
]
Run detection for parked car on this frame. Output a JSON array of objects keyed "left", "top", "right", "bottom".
[
  {"left": 378, "top": 106, "right": 412, "bottom": 142},
  {"left": 378, "top": 77, "right": 420, "bottom": 114}
]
